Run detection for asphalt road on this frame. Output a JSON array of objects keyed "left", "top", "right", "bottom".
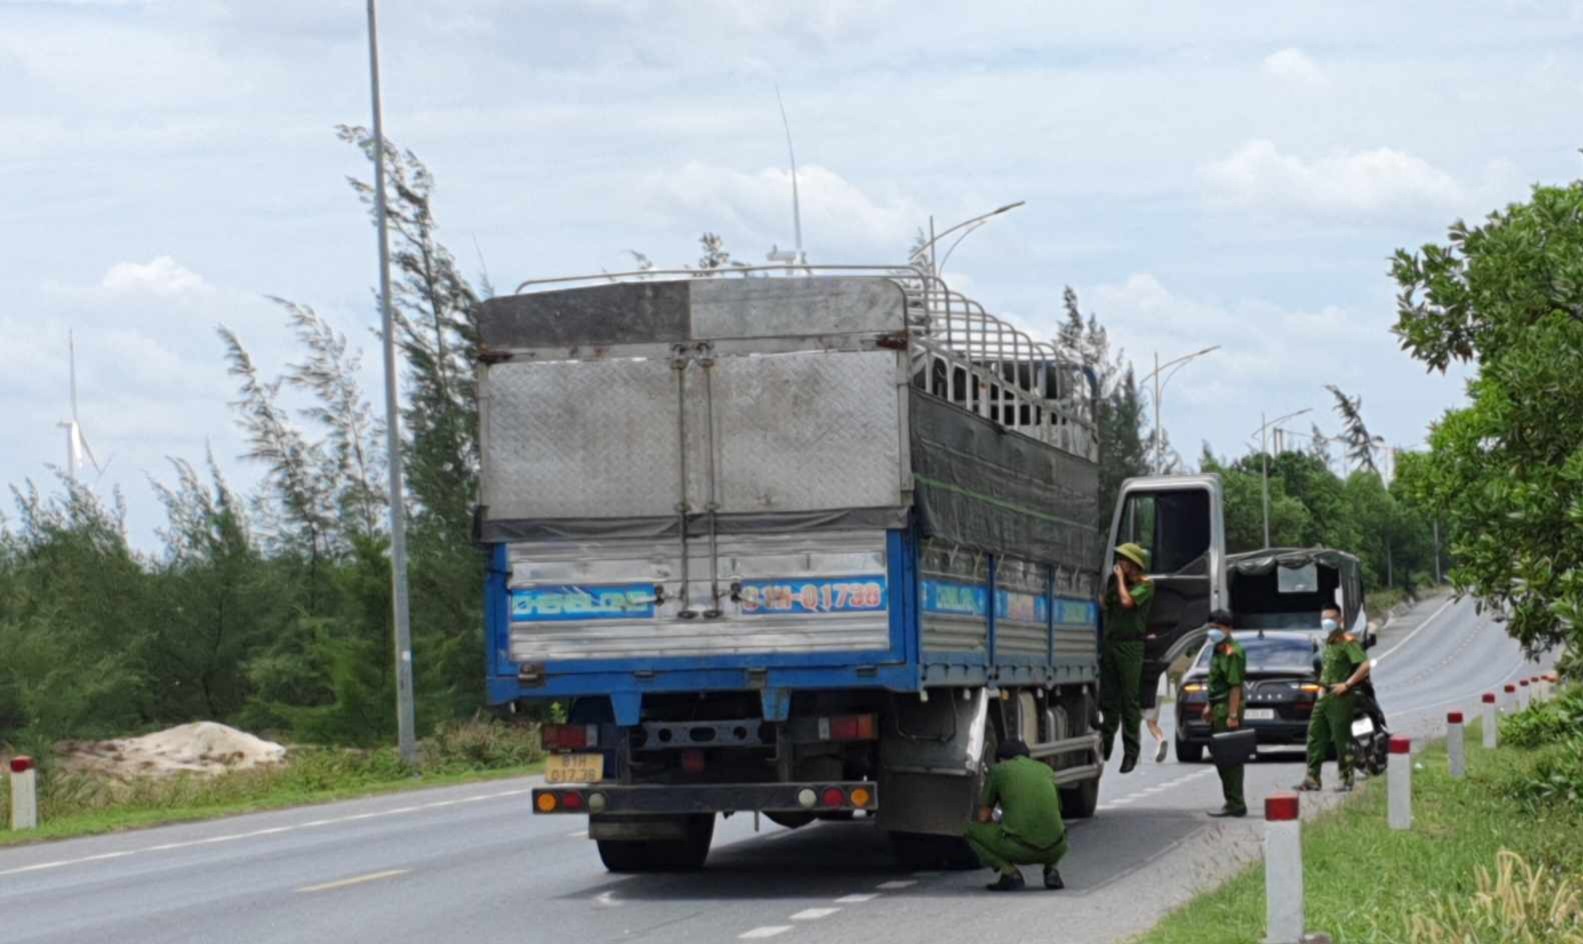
[{"left": 2, "top": 596, "right": 1554, "bottom": 944}]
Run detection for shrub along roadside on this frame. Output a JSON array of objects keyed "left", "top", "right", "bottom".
[
  {"left": 0, "top": 719, "right": 543, "bottom": 848},
  {"left": 1135, "top": 698, "right": 1583, "bottom": 944}
]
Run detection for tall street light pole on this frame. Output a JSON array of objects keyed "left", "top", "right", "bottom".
[
  {"left": 1253, "top": 408, "right": 1312, "bottom": 549},
  {"left": 911, "top": 201, "right": 1026, "bottom": 277},
  {"left": 1140, "top": 345, "right": 1220, "bottom": 474},
  {"left": 365, "top": 0, "right": 417, "bottom": 764}
]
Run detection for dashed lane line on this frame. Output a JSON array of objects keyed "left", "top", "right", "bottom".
[
  {"left": 295, "top": 868, "right": 409, "bottom": 894},
  {"left": 790, "top": 908, "right": 841, "bottom": 921},
  {"left": 739, "top": 927, "right": 793, "bottom": 939},
  {"left": 0, "top": 789, "right": 534, "bottom": 879},
  {"left": 835, "top": 893, "right": 879, "bottom": 904}
]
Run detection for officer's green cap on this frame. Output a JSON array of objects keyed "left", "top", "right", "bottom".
[{"left": 1116, "top": 543, "right": 1149, "bottom": 569}]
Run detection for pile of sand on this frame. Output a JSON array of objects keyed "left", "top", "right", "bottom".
[{"left": 59, "top": 722, "right": 287, "bottom": 780}]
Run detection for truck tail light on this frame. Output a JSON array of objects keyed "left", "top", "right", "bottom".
[
  {"left": 820, "top": 787, "right": 847, "bottom": 808},
  {"left": 542, "top": 724, "right": 598, "bottom": 751},
  {"left": 819, "top": 714, "right": 878, "bottom": 742},
  {"left": 681, "top": 750, "right": 706, "bottom": 775},
  {"left": 560, "top": 791, "right": 585, "bottom": 812}
]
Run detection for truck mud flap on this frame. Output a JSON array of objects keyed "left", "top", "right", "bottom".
[{"left": 532, "top": 781, "right": 875, "bottom": 816}]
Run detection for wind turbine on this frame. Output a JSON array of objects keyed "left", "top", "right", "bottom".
[
  {"left": 766, "top": 84, "right": 807, "bottom": 269},
  {"left": 58, "top": 331, "right": 107, "bottom": 485}
]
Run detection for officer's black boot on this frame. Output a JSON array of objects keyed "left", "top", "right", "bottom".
[
  {"left": 986, "top": 869, "right": 1026, "bottom": 892},
  {"left": 1043, "top": 866, "right": 1064, "bottom": 890}
]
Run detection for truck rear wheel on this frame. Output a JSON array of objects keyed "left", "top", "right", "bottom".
[
  {"left": 1059, "top": 776, "right": 1100, "bottom": 819},
  {"left": 596, "top": 815, "right": 714, "bottom": 872}
]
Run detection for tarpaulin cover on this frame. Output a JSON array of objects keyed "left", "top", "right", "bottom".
[
  {"left": 907, "top": 388, "right": 1101, "bottom": 577},
  {"left": 1226, "top": 547, "right": 1363, "bottom": 630}
]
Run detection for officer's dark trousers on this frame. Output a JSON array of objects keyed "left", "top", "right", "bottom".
[{"left": 1100, "top": 640, "right": 1144, "bottom": 763}]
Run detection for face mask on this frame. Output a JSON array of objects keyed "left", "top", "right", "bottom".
[
  {"left": 1207, "top": 628, "right": 1226, "bottom": 645},
  {"left": 1321, "top": 618, "right": 1339, "bottom": 633}
]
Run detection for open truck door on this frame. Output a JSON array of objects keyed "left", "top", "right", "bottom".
[{"left": 1105, "top": 475, "right": 1227, "bottom": 702}]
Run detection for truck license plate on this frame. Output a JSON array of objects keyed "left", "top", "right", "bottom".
[
  {"left": 1244, "top": 709, "right": 1276, "bottom": 721},
  {"left": 545, "top": 753, "right": 604, "bottom": 785}
]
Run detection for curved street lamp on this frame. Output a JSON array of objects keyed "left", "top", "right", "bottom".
[
  {"left": 909, "top": 201, "right": 1026, "bottom": 276},
  {"left": 1139, "top": 345, "right": 1220, "bottom": 473},
  {"left": 1251, "top": 408, "right": 1313, "bottom": 548}
]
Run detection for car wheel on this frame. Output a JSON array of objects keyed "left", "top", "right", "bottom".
[{"left": 1175, "top": 735, "right": 1205, "bottom": 764}]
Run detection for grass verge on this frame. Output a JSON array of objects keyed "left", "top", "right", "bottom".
[
  {"left": 0, "top": 719, "right": 544, "bottom": 849},
  {"left": 1135, "top": 720, "right": 1583, "bottom": 943}
]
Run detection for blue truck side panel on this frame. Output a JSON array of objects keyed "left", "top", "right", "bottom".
[{"left": 487, "top": 527, "right": 1096, "bottom": 721}]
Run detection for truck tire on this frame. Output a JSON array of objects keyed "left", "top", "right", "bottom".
[
  {"left": 597, "top": 815, "right": 714, "bottom": 872},
  {"left": 1175, "top": 735, "right": 1204, "bottom": 764},
  {"left": 765, "top": 812, "right": 815, "bottom": 830},
  {"left": 1059, "top": 776, "right": 1100, "bottom": 819}
]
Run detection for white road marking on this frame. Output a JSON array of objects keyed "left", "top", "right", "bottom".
[
  {"left": 0, "top": 788, "right": 535, "bottom": 879},
  {"left": 594, "top": 891, "right": 620, "bottom": 907},
  {"left": 739, "top": 926, "right": 793, "bottom": 939},
  {"left": 876, "top": 879, "right": 916, "bottom": 890},
  {"left": 295, "top": 868, "right": 409, "bottom": 893},
  {"left": 791, "top": 908, "right": 841, "bottom": 920},
  {"left": 567, "top": 831, "right": 588, "bottom": 838},
  {"left": 836, "top": 893, "right": 879, "bottom": 904},
  {"left": 1375, "top": 597, "right": 1456, "bottom": 663}
]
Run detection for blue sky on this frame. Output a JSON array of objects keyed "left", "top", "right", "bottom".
[{"left": 4, "top": 0, "right": 1582, "bottom": 548}]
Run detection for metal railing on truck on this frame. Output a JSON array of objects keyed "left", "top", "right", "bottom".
[{"left": 508, "top": 263, "right": 1098, "bottom": 462}]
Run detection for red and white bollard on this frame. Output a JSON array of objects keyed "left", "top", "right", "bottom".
[
  {"left": 1264, "top": 794, "right": 1305, "bottom": 944},
  {"left": 1482, "top": 693, "right": 1499, "bottom": 749},
  {"left": 1446, "top": 712, "right": 1466, "bottom": 779},
  {"left": 1388, "top": 737, "right": 1412, "bottom": 831},
  {"left": 1519, "top": 679, "right": 1532, "bottom": 710},
  {"left": 1504, "top": 683, "right": 1518, "bottom": 714},
  {"left": 9, "top": 756, "right": 37, "bottom": 831}
]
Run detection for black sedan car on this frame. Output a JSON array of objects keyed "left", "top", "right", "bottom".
[{"left": 1173, "top": 631, "right": 1325, "bottom": 763}]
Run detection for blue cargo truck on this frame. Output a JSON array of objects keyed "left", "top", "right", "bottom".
[{"left": 476, "top": 268, "right": 1227, "bottom": 871}]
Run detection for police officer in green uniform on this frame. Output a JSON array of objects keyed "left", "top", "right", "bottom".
[
  {"left": 965, "top": 739, "right": 1067, "bottom": 891},
  {"left": 1296, "top": 606, "right": 1372, "bottom": 792},
  {"left": 1202, "top": 609, "right": 1248, "bottom": 817},
  {"left": 1101, "top": 543, "right": 1155, "bottom": 773}
]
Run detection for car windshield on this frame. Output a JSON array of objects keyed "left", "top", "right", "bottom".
[{"left": 1195, "top": 635, "right": 1316, "bottom": 669}]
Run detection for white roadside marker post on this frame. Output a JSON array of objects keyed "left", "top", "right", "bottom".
[
  {"left": 1503, "top": 683, "right": 1518, "bottom": 715},
  {"left": 1446, "top": 712, "right": 1466, "bottom": 780},
  {"left": 1263, "top": 794, "right": 1305, "bottom": 944},
  {"left": 9, "top": 756, "right": 37, "bottom": 831},
  {"left": 1519, "top": 679, "right": 1532, "bottom": 710},
  {"left": 1481, "top": 693, "right": 1498, "bottom": 749},
  {"left": 1388, "top": 736, "right": 1412, "bottom": 831}
]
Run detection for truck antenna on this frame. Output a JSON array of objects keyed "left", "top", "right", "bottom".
[{"left": 767, "top": 84, "right": 805, "bottom": 267}]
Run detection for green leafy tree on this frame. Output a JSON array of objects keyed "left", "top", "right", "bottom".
[{"left": 1391, "top": 177, "right": 1583, "bottom": 663}]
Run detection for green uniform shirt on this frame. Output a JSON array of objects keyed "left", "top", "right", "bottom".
[
  {"left": 1103, "top": 579, "right": 1155, "bottom": 644},
  {"left": 980, "top": 755, "right": 1065, "bottom": 850},
  {"left": 1318, "top": 635, "right": 1367, "bottom": 686},
  {"left": 1207, "top": 640, "right": 1247, "bottom": 705}
]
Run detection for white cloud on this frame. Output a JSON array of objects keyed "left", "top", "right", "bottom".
[
  {"left": 100, "top": 257, "right": 215, "bottom": 298},
  {"left": 1262, "top": 48, "right": 1328, "bottom": 86},
  {"left": 1200, "top": 140, "right": 1465, "bottom": 216}
]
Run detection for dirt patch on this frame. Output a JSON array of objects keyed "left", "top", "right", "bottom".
[{"left": 58, "top": 722, "right": 287, "bottom": 781}]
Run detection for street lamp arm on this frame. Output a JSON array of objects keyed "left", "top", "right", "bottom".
[
  {"left": 1140, "top": 345, "right": 1220, "bottom": 384},
  {"left": 909, "top": 200, "right": 1027, "bottom": 262},
  {"left": 1252, "top": 408, "right": 1313, "bottom": 439}
]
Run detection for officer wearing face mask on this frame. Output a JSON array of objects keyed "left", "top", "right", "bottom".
[
  {"left": 1202, "top": 610, "right": 1247, "bottom": 818},
  {"left": 1295, "top": 606, "right": 1371, "bottom": 792}
]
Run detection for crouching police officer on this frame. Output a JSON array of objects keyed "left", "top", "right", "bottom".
[
  {"left": 1295, "top": 606, "right": 1371, "bottom": 792},
  {"left": 965, "top": 739, "right": 1067, "bottom": 892},
  {"left": 1203, "top": 609, "right": 1248, "bottom": 818}
]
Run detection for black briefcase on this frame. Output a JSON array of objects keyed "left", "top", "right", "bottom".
[{"left": 1209, "top": 728, "right": 1258, "bottom": 766}]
